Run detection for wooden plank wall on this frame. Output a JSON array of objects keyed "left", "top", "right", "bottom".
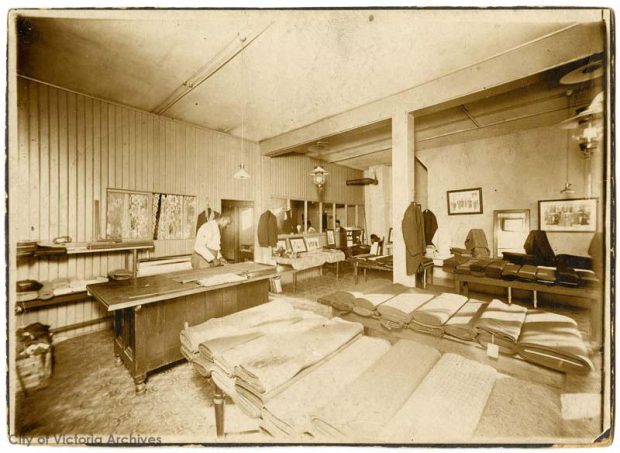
[
  {"left": 12, "top": 78, "right": 260, "bottom": 338},
  {"left": 11, "top": 78, "right": 366, "bottom": 339}
]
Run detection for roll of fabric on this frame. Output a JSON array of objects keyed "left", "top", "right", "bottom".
[
  {"left": 37, "top": 282, "right": 55, "bottom": 300},
  {"left": 191, "top": 353, "right": 213, "bottom": 377},
  {"left": 179, "top": 299, "right": 297, "bottom": 354},
  {"left": 474, "top": 299, "right": 527, "bottom": 355},
  {"left": 517, "top": 310, "right": 593, "bottom": 374},
  {"left": 455, "top": 259, "right": 478, "bottom": 275},
  {"left": 516, "top": 264, "right": 538, "bottom": 282},
  {"left": 576, "top": 269, "right": 599, "bottom": 287},
  {"left": 410, "top": 292, "right": 468, "bottom": 327},
  {"left": 557, "top": 263, "right": 581, "bottom": 287},
  {"left": 352, "top": 283, "right": 408, "bottom": 317},
  {"left": 409, "top": 320, "right": 444, "bottom": 337},
  {"left": 536, "top": 266, "right": 557, "bottom": 286},
  {"left": 317, "top": 290, "right": 365, "bottom": 313},
  {"left": 501, "top": 263, "right": 521, "bottom": 281},
  {"left": 443, "top": 299, "right": 488, "bottom": 341},
  {"left": 377, "top": 291, "right": 435, "bottom": 326},
  {"left": 234, "top": 318, "right": 363, "bottom": 395},
  {"left": 470, "top": 258, "right": 495, "bottom": 277},
  {"left": 377, "top": 353, "right": 497, "bottom": 443},
  {"left": 260, "top": 336, "right": 391, "bottom": 438},
  {"left": 310, "top": 340, "right": 441, "bottom": 441}
]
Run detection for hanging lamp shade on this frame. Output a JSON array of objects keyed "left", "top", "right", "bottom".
[
  {"left": 233, "top": 164, "right": 250, "bottom": 180},
  {"left": 560, "top": 61, "right": 603, "bottom": 85},
  {"left": 560, "top": 182, "right": 575, "bottom": 195}
]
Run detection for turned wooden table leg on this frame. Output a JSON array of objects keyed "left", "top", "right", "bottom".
[
  {"left": 213, "top": 382, "right": 225, "bottom": 438},
  {"left": 354, "top": 262, "right": 359, "bottom": 284},
  {"left": 507, "top": 287, "right": 512, "bottom": 304},
  {"left": 533, "top": 290, "right": 538, "bottom": 309},
  {"left": 134, "top": 374, "right": 147, "bottom": 395}
]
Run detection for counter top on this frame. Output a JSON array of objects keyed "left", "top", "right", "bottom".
[{"left": 87, "top": 262, "right": 277, "bottom": 311}]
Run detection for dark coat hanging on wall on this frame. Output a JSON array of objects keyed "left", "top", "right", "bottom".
[
  {"left": 422, "top": 209, "right": 438, "bottom": 246},
  {"left": 402, "top": 202, "right": 426, "bottom": 275},
  {"left": 258, "top": 210, "right": 278, "bottom": 247}
]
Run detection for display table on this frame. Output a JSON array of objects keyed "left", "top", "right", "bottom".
[
  {"left": 276, "top": 249, "right": 346, "bottom": 290},
  {"left": 87, "top": 262, "right": 277, "bottom": 393}
]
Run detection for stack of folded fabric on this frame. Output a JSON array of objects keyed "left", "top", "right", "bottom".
[
  {"left": 443, "top": 298, "right": 488, "bottom": 341},
  {"left": 260, "top": 336, "right": 391, "bottom": 438},
  {"left": 501, "top": 263, "right": 521, "bottom": 281},
  {"left": 352, "top": 283, "right": 407, "bottom": 317},
  {"left": 517, "top": 310, "right": 594, "bottom": 374},
  {"left": 179, "top": 300, "right": 297, "bottom": 355},
  {"left": 310, "top": 340, "right": 441, "bottom": 441},
  {"left": 575, "top": 269, "right": 600, "bottom": 287},
  {"left": 470, "top": 259, "right": 495, "bottom": 277},
  {"left": 536, "top": 266, "right": 557, "bottom": 286},
  {"left": 409, "top": 293, "right": 468, "bottom": 337},
  {"left": 455, "top": 259, "right": 478, "bottom": 275},
  {"left": 317, "top": 290, "right": 365, "bottom": 313},
  {"left": 231, "top": 317, "right": 363, "bottom": 417},
  {"left": 557, "top": 263, "right": 581, "bottom": 287},
  {"left": 377, "top": 353, "right": 497, "bottom": 443},
  {"left": 376, "top": 291, "right": 435, "bottom": 330},
  {"left": 484, "top": 260, "right": 506, "bottom": 279},
  {"left": 516, "top": 264, "right": 538, "bottom": 282},
  {"left": 474, "top": 299, "right": 527, "bottom": 355}
]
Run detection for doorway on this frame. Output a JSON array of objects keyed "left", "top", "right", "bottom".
[
  {"left": 221, "top": 199, "right": 254, "bottom": 263},
  {"left": 493, "top": 209, "right": 531, "bottom": 258}
]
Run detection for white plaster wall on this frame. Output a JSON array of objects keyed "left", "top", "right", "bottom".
[
  {"left": 364, "top": 165, "right": 392, "bottom": 241},
  {"left": 416, "top": 125, "right": 602, "bottom": 256}
]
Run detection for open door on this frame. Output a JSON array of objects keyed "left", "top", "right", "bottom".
[
  {"left": 221, "top": 200, "right": 254, "bottom": 263},
  {"left": 493, "top": 209, "right": 530, "bottom": 258}
]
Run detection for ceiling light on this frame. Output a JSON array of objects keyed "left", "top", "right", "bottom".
[
  {"left": 233, "top": 164, "right": 250, "bottom": 180},
  {"left": 310, "top": 166, "right": 329, "bottom": 193}
]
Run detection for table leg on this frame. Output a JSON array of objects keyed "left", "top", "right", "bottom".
[
  {"left": 213, "top": 381, "right": 225, "bottom": 438},
  {"left": 507, "top": 287, "right": 512, "bottom": 304},
  {"left": 422, "top": 269, "right": 427, "bottom": 289},
  {"left": 133, "top": 373, "right": 147, "bottom": 395},
  {"left": 132, "top": 249, "right": 138, "bottom": 277},
  {"left": 336, "top": 262, "right": 339, "bottom": 280},
  {"left": 354, "top": 262, "right": 359, "bottom": 284},
  {"left": 293, "top": 272, "right": 297, "bottom": 293},
  {"left": 463, "top": 282, "right": 469, "bottom": 298},
  {"left": 364, "top": 268, "right": 367, "bottom": 282},
  {"left": 533, "top": 290, "right": 538, "bottom": 309},
  {"left": 430, "top": 267, "right": 434, "bottom": 286}
]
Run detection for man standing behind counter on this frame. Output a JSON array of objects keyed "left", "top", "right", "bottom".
[{"left": 192, "top": 215, "right": 232, "bottom": 269}]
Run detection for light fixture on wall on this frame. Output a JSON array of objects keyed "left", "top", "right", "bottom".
[
  {"left": 233, "top": 164, "right": 250, "bottom": 180},
  {"left": 310, "top": 166, "right": 329, "bottom": 193}
]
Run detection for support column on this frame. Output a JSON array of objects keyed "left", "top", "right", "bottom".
[{"left": 391, "top": 111, "right": 416, "bottom": 287}]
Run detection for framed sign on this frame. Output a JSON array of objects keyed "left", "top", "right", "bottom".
[
  {"left": 326, "top": 229, "right": 335, "bottom": 246},
  {"left": 538, "top": 198, "right": 597, "bottom": 232},
  {"left": 289, "top": 237, "right": 307, "bottom": 253},
  {"left": 305, "top": 236, "right": 321, "bottom": 251},
  {"left": 447, "top": 187, "right": 483, "bottom": 215}
]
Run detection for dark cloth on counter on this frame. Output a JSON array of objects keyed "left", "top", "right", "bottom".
[
  {"left": 422, "top": 209, "right": 438, "bottom": 246},
  {"left": 501, "top": 252, "right": 539, "bottom": 266},
  {"left": 470, "top": 259, "right": 495, "bottom": 277},
  {"left": 576, "top": 269, "right": 599, "bottom": 287},
  {"left": 501, "top": 263, "right": 521, "bottom": 281},
  {"left": 556, "top": 254, "right": 593, "bottom": 271},
  {"left": 257, "top": 210, "right": 278, "bottom": 247},
  {"left": 523, "top": 230, "right": 556, "bottom": 266},
  {"left": 455, "top": 259, "right": 478, "bottom": 275},
  {"left": 402, "top": 202, "right": 426, "bottom": 275},
  {"left": 464, "top": 229, "right": 490, "bottom": 258}
]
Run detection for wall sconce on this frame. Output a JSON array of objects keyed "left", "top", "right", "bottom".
[
  {"left": 233, "top": 164, "right": 250, "bottom": 180},
  {"left": 310, "top": 166, "right": 329, "bottom": 193}
]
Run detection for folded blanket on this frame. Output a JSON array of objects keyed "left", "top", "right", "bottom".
[
  {"left": 576, "top": 269, "right": 600, "bottom": 287},
  {"left": 443, "top": 299, "right": 488, "bottom": 341},
  {"left": 352, "top": 283, "right": 408, "bottom": 317},
  {"left": 411, "top": 293, "right": 468, "bottom": 327},
  {"left": 484, "top": 260, "right": 507, "bottom": 279},
  {"left": 455, "top": 259, "right": 478, "bottom": 275},
  {"left": 501, "top": 263, "right": 521, "bottom": 281},
  {"left": 536, "top": 266, "right": 557, "bottom": 286},
  {"left": 317, "top": 290, "right": 365, "bottom": 312},
  {"left": 376, "top": 291, "right": 435, "bottom": 325},
  {"left": 475, "top": 299, "right": 527, "bottom": 355},
  {"left": 378, "top": 353, "right": 497, "bottom": 443},
  {"left": 179, "top": 299, "right": 296, "bottom": 353},
  {"left": 557, "top": 263, "right": 580, "bottom": 287},
  {"left": 259, "top": 336, "right": 391, "bottom": 438},
  {"left": 517, "top": 264, "right": 538, "bottom": 282},
  {"left": 409, "top": 320, "right": 444, "bottom": 337},
  {"left": 470, "top": 258, "right": 495, "bottom": 277},
  {"left": 234, "top": 318, "right": 363, "bottom": 395},
  {"left": 310, "top": 340, "right": 441, "bottom": 441},
  {"left": 517, "top": 310, "right": 593, "bottom": 374},
  {"left": 191, "top": 353, "right": 213, "bottom": 377},
  {"left": 380, "top": 318, "right": 407, "bottom": 331}
]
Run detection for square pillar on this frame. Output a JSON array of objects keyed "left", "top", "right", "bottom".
[{"left": 391, "top": 111, "right": 416, "bottom": 287}]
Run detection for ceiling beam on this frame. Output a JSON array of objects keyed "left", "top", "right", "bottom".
[
  {"left": 152, "top": 22, "right": 272, "bottom": 115},
  {"left": 461, "top": 105, "right": 481, "bottom": 128},
  {"left": 320, "top": 137, "right": 392, "bottom": 163},
  {"left": 260, "top": 22, "right": 604, "bottom": 156}
]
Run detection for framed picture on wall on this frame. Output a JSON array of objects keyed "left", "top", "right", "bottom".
[
  {"left": 326, "top": 229, "right": 335, "bottom": 245},
  {"left": 447, "top": 187, "right": 483, "bottom": 215},
  {"left": 289, "top": 237, "right": 307, "bottom": 253},
  {"left": 538, "top": 198, "right": 597, "bottom": 232}
]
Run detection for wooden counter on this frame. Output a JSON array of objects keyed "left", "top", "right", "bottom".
[{"left": 87, "top": 262, "right": 277, "bottom": 393}]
